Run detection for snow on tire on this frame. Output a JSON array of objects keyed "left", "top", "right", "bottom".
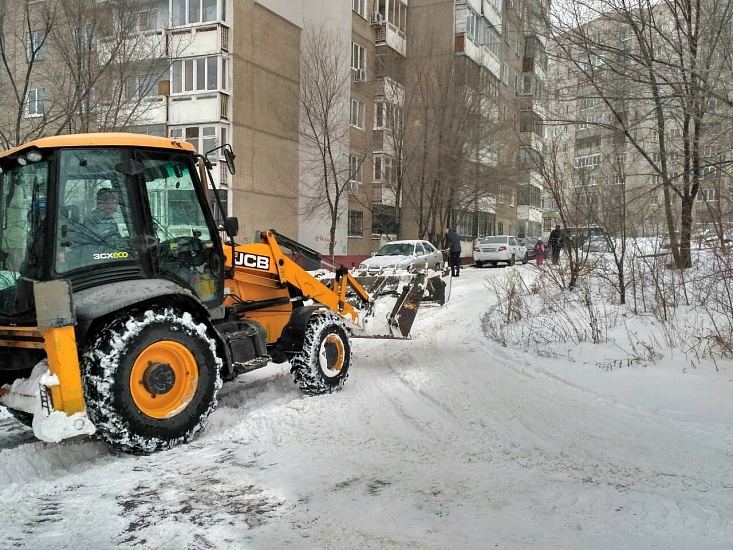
[
  {"left": 81, "top": 307, "right": 222, "bottom": 454},
  {"left": 290, "top": 313, "right": 351, "bottom": 396}
]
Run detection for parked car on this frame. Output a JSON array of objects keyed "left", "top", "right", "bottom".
[
  {"left": 473, "top": 235, "right": 528, "bottom": 267},
  {"left": 519, "top": 236, "right": 541, "bottom": 261},
  {"left": 582, "top": 236, "right": 611, "bottom": 253},
  {"left": 358, "top": 239, "right": 444, "bottom": 274}
]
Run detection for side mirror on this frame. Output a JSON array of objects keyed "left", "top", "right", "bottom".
[
  {"left": 225, "top": 216, "right": 239, "bottom": 237},
  {"left": 223, "top": 146, "right": 236, "bottom": 175}
]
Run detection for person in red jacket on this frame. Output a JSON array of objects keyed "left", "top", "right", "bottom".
[{"left": 534, "top": 238, "right": 546, "bottom": 265}]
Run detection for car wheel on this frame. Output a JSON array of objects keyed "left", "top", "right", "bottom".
[
  {"left": 522, "top": 253, "right": 529, "bottom": 264},
  {"left": 490, "top": 262, "right": 497, "bottom": 267},
  {"left": 508, "top": 254, "right": 515, "bottom": 266},
  {"left": 475, "top": 260, "right": 484, "bottom": 268}
]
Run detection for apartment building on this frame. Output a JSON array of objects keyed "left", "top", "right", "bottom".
[
  {"left": 0, "top": 0, "right": 302, "bottom": 243},
  {"left": 547, "top": 10, "right": 733, "bottom": 238}
]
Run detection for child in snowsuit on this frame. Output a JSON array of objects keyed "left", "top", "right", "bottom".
[{"left": 534, "top": 239, "right": 546, "bottom": 265}]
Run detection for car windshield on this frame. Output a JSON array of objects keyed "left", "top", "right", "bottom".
[
  {"left": 377, "top": 243, "right": 414, "bottom": 256},
  {"left": 481, "top": 237, "right": 506, "bottom": 244}
]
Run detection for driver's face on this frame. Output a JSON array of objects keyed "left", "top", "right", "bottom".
[{"left": 101, "top": 196, "right": 119, "bottom": 213}]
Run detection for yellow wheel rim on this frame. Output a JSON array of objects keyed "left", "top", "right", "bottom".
[
  {"left": 319, "top": 333, "right": 345, "bottom": 375},
  {"left": 130, "top": 340, "right": 199, "bottom": 419}
]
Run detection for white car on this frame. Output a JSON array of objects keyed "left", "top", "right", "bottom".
[
  {"left": 358, "top": 240, "right": 444, "bottom": 274},
  {"left": 473, "top": 235, "right": 527, "bottom": 267}
]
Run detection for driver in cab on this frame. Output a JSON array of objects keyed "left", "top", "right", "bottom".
[{"left": 82, "top": 188, "right": 129, "bottom": 250}]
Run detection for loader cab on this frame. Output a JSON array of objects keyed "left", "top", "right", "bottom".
[{"left": 0, "top": 134, "right": 230, "bottom": 324}]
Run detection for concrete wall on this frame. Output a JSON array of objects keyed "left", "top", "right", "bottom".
[
  {"left": 230, "top": 1, "right": 302, "bottom": 243},
  {"left": 297, "top": 1, "right": 352, "bottom": 256}
]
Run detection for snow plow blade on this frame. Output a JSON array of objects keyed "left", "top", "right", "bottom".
[
  {"left": 351, "top": 269, "right": 450, "bottom": 339},
  {"left": 388, "top": 272, "right": 427, "bottom": 337}
]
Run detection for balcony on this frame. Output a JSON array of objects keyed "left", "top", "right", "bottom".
[
  {"left": 169, "top": 22, "right": 230, "bottom": 57},
  {"left": 375, "top": 21, "right": 407, "bottom": 57},
  {"left": 455, "top": 34, "right": 501, "bottom": 78},
  {"left": 98, "top": 29, "right": 167, "bottom": 64},
  {"left": 482, "top": 0, "right": 502, "bottom": 28},
  {"left": 373, "top": 183, "right": 399, "bottom": 207},
  {"left": 522, "top": 57, "right": 546, "bottom": 82},
  {"left": 169, "top": 92, "right": 229, "bottom": 124},
  {"left": 372, "top": 129, "right": 397, "bottom": 156},
  {"left": 520, "top": 95, "right": 547, "bottom": 120},
  {"left": 375, "top": 76, "right": 405, "bottom": 105}
]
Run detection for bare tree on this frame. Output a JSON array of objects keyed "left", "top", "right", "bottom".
[
  {"left": 0, "top": 0, "right": 176, "bottom": 149},
  {"left": 298, "top": 25, "right": 372, "bottom": 257},
  {"left": 402, "top": 19, "right": 500, "bottom": 246},
  {"left": 545, "top": 0, "right": 733, "bottom": 268}
]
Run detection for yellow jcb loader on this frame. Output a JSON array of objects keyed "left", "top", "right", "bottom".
[{"left": 0, "top": 133, "right": 448, "bottom": 453}]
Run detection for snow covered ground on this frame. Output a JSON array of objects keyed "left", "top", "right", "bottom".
[{"left": 1, "top": 265, "right": 732, "bottom": 549}]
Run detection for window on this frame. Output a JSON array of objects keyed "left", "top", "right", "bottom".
[
  {"left": 373, "top": 154, "right": 394, "bottom": 184},
  {"left": 573, "top": 153, "right": 601, "bottom": 169},
  {"left": 172, "top": 0, "right": 219, "bottom": 26},
  {"left": 352, "top": 0, "right": 366, "bottom": 17},
  {"left": 349, "top": 155, "right": 363, "bottom": 185},
  {"left": 27, "top": 30, "right": 46, "bottom": 61},
  {"left": 352, "top": 42, "right": 366, "bottom": 72},
  {"left": 125, "top": 74, "right": 159, "bottom": 99},
  {"left": 26, "top": 87, "right": 45, "bottom": 117},
  {"left": 522, "top": 75, "right": 533, "bottom": 95},
  {"left": 350, "top": 99, "right": 364, "bottom": 129},
  {"left": 348, "top": 210, "right": 363, "bottom": 237},
  {"left": 650, "top": 192, "right": 659, "bottom": 205},
  {"left": 374, "top": 101, "right": 403, "bottom": 131},
  {"left": 170, "top": 125, "right": 218, "bottom": 156},
  {"left": 136, "top": 9, "right": 158, "bottom": 32},
  {"left": 698, "top": 189, "right": 717, "bottom": 202},
  {"left": 209, "top": 188, "right": 228, "bottom": 225},
  {"left": 501, "top": 63, "right": 509, "bottom": 85},
  {"left": 171, "top": 56, "right": 220, "bottom": 93}
]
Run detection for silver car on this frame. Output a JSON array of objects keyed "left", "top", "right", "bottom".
[
  {"left": 358, "top": 240, "right": 444, "bottom": 274},
  {"left": 473, "top": 235, "right": 528, "bottom": 267}
]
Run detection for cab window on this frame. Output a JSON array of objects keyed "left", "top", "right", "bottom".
[
  {"left": 55, "top": 149, "right": 137, "bottom": 274},
  {"left": 137, "top": 151, "right": 217, "bottom": 303}
]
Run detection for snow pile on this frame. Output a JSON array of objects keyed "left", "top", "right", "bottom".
[
  {"left": 0, "top": 267, "right": 732, "bottom": 548},
  {"left": 0, "top": 360, "right": 95, "bottom": 443}
]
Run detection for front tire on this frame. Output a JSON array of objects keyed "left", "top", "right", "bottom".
[
  {"left": 290, "top": 313, "right": 351, "bottom": 395},
  {"left": 82, "top": 307, "right": 222, "bottom": 454},
  {"left": 508, "top": 254, "right": 516, "bottom": 266},
  {"left": 522, "top": 253, "right": 529, "bottom": 265}
]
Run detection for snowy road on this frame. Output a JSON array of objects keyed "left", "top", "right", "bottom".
[{"left": 1, "top": 266, "right": 732, "bottom": 549}]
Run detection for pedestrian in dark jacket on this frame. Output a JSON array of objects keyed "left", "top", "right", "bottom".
[
  {"left": 548, "top": 224, "right": 562, "bottom": 264},
  {"left": 444, "top": 226, "right": 461, "bottom": 277}
]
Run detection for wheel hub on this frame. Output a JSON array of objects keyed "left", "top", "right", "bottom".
[{"left": 142, "top": 362, "right": 176, "bottom": 396}]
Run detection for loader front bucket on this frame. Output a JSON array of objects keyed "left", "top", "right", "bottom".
[
  {"left": 387, "top": 272, "right": 427, "bottom": 337},
  {"left": 352, "top": 269, "right": 450, "bottom": 339}
]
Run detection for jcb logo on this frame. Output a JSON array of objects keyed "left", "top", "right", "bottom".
[
  {"left": 235, "top": 252, "right": 270, "bottom": 271},
  {"left": 93, "top": 251, "right": 129, "bottom": 260}
]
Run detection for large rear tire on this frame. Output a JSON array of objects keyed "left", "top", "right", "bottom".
[
  {"left": 82, "top": 307, "right": 222, "bottom": 454},
  {"left": 290, "top": 314, "right": 351, "bottom": 395},
  {"left": 475, "top": 260, "right": 484, "bottom": 268},
  {"left": 508, "top": 254, "right": 516, "bottom": 266}
]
